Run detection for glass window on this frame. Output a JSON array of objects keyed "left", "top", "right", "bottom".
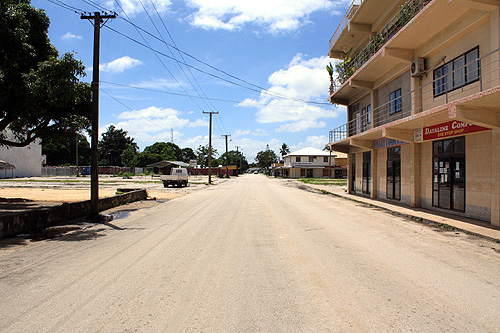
[
  {"left": 309, "top": 157, "right": 314, "bottom": 162},
  {"left": 434, "top": 141, "right": 443, "bottom": 155},
  {"left": 323, "top": 156, "right": 328, "bottom": 163},
  {"left": 453, "top": 55, "right": 465, "bottom": 88},
  {"left": 466, "top": 48, "right": 480, "bottom": 83},
  {"left": 366, "top": 104, "right": 371, "bottom": 124},
  {"left": 454, "top": 137, "right": 465, "bottom": 153},
  {"left": 433, "top": 47, "right": 479, "bottom": 97},
  {"left": 443, "top": 139, "right": 454, "bottom": 154},
  {"left": 389, "top": 89, "right": 402, "bottom": 115},
  {"left": 296, "top": 156, "right": 301, "bottom": 162}
]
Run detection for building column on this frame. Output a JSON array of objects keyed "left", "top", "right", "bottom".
[
  {"left": 371, "top": 150, "right": 377, "bottom": 199},
  {"left": 491, "top": 128, "right": 500, "bottom": 226},
  {"left": 370, "top": 89, "right": 378, "bottom": 129},
  {"left": 491, "top": 9, "right": 500, "bottom": 87},
  {"left": 411, "top": 76, "right": 422, "bottom": 115},
  {"left": 347, "top": 153, "right": 353, "bottom": 193},
  {"left": 409, "top": 142, "right": 421, "bottom": 208}
]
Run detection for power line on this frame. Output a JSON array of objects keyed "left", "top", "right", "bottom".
[
  {"left": 100, "top": 81, "right": 331, "bottom": 108},
  {"left": 50, "top": 0, "right": 334, "bottom": 106},
  {"left": 112, "top": 0, "right": 207, "bottom": 115}
]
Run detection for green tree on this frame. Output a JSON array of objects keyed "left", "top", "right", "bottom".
[
  {"left": 279, "top": 143, "right": 290, "bottom": 158},
  {"left": 255, "top": 146, "right": 278, "bottom": 170},
  {"left": 133, "top": 142, "right": 182, "bottom": 167},
  {"left": 196, "top": 144, "right": 218, "bottom": 167},
  {"left": 98, "top": 125, "right": 138, "bottom": 166},
  {"left": 42, "top": 133, "right": 90, "bottom": 166},
  {"left": 0, "top": 0, "right": 91, "bottom": 147},
  {"left": 220, "top": 150, "right": 249, "bottom": 172},
  {"left": 180, "top": 147, "right": 196, "bottom": 163}
]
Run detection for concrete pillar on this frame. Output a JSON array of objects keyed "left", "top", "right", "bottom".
[
  {"left": 491, "top": 9, "right": 499, "bottom": 87},
  {"left": 491, "top": 128, "right": 500, "bottom": 227},
  {"left": 370, "top": 89, "right": 379, "bottom": 129},
  {"left": 347, "top": 153, "right": 353, "bottom": 193},
  {"left": 410, "top": 142, "right": 421, "bottom": 208},
  {"left": 370, "top": 149, "right": 377, "bottom": 199},
  {"left": 410, "top": 76, "right": 422, "bottom": 115}
]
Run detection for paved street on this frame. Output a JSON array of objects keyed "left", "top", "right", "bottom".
[{"left": 0, "top": 174, "right": 499, "bottom": 332}]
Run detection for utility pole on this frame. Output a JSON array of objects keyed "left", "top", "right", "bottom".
[
  {"left": 203, "top": 111, "right": 218, "bottom": 184},
  {"left": 235, "top": 145, "right": 241, "bottom": 175},
  {"left": 81, "top": 11, "right": 116, "bottom": 217},
  {"left": 222, "top": 134, "right": 231, "bottom": 176},
  {"left": 75, "top": 135, "right": 79, "bottom": 176}
]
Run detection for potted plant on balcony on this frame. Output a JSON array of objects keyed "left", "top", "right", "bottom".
[
  {"left": 326, "top": 62, "right": 334, "bottom": 94},
  {"left": 335, "top": 48, "right": 355, "bottom": 84}
]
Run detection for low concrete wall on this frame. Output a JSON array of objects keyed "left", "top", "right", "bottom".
[{"left": 0, "top": 190, "right": 147, "bottom": 239}]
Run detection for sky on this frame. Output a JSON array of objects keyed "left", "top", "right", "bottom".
[{"left": 32, "top": 0, "right": 349, "bottom": 162}]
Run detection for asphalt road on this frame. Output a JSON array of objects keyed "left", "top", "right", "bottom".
[{"left": 0, "top": 174, "right": 499, "bottom": 332}]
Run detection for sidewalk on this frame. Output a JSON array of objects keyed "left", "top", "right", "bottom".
[{"left": 302, "top": 183, "right": 500, "bottom": 243}]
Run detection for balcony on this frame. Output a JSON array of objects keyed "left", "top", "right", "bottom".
[
  {"left": 329, "top": 48, "right": 500, "bottom": 147},
  {"left": 328, "top": 0, "right": 364, "bottom": 56},
  {"left": 334, "top": 0, "right": 432, "bottom": 85}
]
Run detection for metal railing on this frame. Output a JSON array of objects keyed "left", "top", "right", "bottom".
[
  {"left": 335, "top": 0, "right": 432, "bottom": 85},
  {"left": 329, "top": 48, "right": 499, "bottom": 143},
  {"left": 329, "top": 0, "right": 364, "bottom": 53}
]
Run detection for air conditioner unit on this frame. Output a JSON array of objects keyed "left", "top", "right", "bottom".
[{"left": 411, "top": 58, "right": 425, "bottom": 77}]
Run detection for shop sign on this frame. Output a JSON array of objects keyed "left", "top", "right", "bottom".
[
  {"left": 422, "top": 121, "right": 489, "bottom": 141},
  {"left": 373, "top": 138, "right": 407, "bottom": 150}
]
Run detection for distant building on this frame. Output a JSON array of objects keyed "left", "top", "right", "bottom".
[
  {"left": 278, "top": 147, "right": 345, "bottom": 178},
  {"left": 0, "top": 131, "right": 43, "bottom": 178},
  {"left": 327, "top": 0, "right": 499, "bottom": 225}
]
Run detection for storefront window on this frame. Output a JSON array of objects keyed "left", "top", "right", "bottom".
[
  {"left": 432, "top": 136, "right": 465, "bottom": 212},
  {"left": 387, "top": 147, "right": 401, "bottom": 200},
  {"left": 362, "top": 152, "right": 371, "bottom": 194}
]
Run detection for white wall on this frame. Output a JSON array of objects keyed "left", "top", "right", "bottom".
[{"left": 0, "top": 132, "right": 42, "bottom": 178}]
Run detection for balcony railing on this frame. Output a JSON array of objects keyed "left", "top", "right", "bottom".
[
  {"left": 329, "top": 0, "right": 364, "bottom": 53},
  {"left": 335, "top": 0, "right": 432, "bottom": 85},
  {"left": 329, "top": 48, "right": 500, "bottom": 144}
]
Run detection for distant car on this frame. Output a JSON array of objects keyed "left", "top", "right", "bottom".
[{"left": 160, "top": 167, "right": 189, "bottom": 187}]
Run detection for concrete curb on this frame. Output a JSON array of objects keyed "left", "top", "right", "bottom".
[
  {"left": 300, "top": 184, "right": 500, "bottom": 244},
  {"left": 0, "top": 189, "right": 148, "bottom": 240}
]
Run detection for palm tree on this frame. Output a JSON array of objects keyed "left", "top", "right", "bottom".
[{"left": 280, "top": 143, "right": 290, "bottom": 158}]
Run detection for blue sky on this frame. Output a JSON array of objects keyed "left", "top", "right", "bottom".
[{"left": 32, "top": 0, "right": 349, "bottom": 161}]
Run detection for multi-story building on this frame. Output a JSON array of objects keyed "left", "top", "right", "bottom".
[
  {"left": 327, "top": 0, "right": 499, "bottom": 226},
  {"left": 280, "top": 147, "right": 346, "bottom": 178}
]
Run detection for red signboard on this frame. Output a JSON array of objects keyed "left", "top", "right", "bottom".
[{"left": 423, "top": 121, "right": 489, "bottom": 141}]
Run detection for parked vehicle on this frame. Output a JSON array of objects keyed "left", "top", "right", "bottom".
[{"left": 160, "top": 167, "right": 189, "bottom": 187}]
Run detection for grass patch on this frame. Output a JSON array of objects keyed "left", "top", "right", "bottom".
[{"left": 298, "top": 178, "right": 347, "bottom": 186}]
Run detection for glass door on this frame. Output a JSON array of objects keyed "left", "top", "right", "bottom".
[{"left": 438, "top": 157, "right": 451, "bottom": 210}]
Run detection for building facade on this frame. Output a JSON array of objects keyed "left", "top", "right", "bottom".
[
  {"left": 328, "top": 0, "right": 499, "bottom": 226},
  {"left": 281, "top": 147, "right": 345, "bottom": 178}
]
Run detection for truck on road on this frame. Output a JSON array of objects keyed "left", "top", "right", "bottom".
[{"left": 160, "top": 167, "right": 189, "bottom": 187}]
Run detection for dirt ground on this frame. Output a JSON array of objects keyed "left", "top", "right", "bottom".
[{"left": 0, "top": 174, "right": 223, "bottom": 214}]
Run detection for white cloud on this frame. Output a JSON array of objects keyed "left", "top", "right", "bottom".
[
  {"left": 61, "top": 32, "right": 83, "bottom": 40},
  {"left": 276, "top": 120, "right": 326, "bottom": 132},
  {"left": 185, "top": 0, "right": 348, "bottom": 33},
  {"left": 134, "top": 78, "right": 185, "bottom": 90},
  {"left": 292, "top": 135, "right": 329, "bottom": 151},
  {"left": 100, "top": 56, "right": 143, "bottom": 73},
  {"left": 239, "top": 54, "right": 340, "bottom": 133},
  {"left": 102, "top": 106, "right": 210, "bottom": 147},
  {"left": 233, "top": 128, "right": 268, "bottom": 137}
]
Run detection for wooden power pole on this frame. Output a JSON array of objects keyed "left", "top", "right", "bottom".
[
  {"left": 222, "top": 134, "right": 231, "bottom": 176},
  {"left": 203, "top": 111, "right": 218, "bottom": 184},
  {"left": 81, "top": 11, "right": 116, "bottom": 217}
]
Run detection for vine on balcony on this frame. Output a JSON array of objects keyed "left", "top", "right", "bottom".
[{"left": 333, "top": 0, "right": 432, "bottom": 86}]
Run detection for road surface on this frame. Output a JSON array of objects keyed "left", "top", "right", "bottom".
[{"left": 0, "top": 174, "right": 499, "bottom": 332}]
